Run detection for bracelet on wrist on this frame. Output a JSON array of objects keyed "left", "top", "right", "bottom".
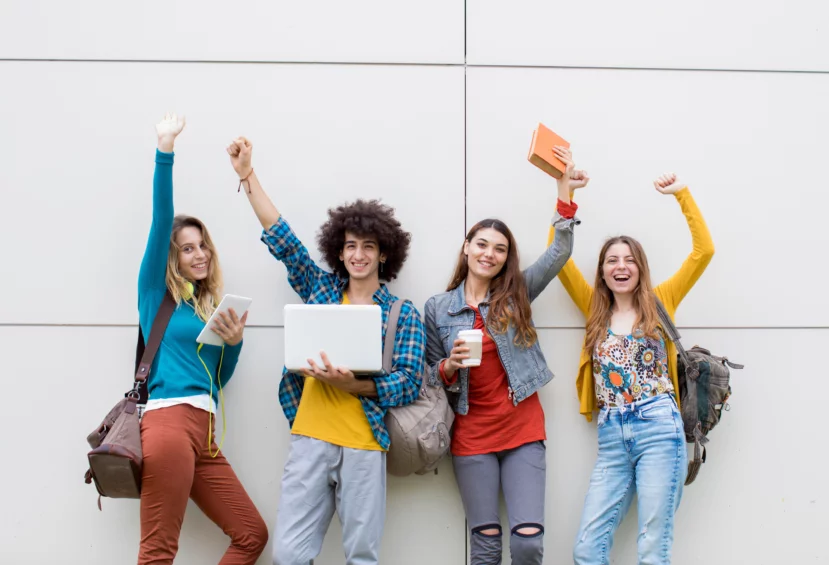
[{"left": 237, "top": 168, "right": 254, "bottom": 193}]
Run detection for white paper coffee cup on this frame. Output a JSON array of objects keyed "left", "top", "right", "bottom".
[{"left": 458, "top": 329, "right": 483, "bottom": 367}]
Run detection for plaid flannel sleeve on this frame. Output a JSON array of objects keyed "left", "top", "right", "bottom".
[
  {"left": 261, "top": 217, "right": 327, "bottom": 303},
  {"left": 278, "top": 368, "right": 305, "bottom": 426},
  {"left": 373, "top": 301, "right": 426, "bottom": 408}
]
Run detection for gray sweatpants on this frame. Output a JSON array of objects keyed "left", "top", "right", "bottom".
[
  {"left": 453, "top": 441, "right": 546, "bottom": 565},
  {"left": 273, "top": 435, "right": 386, "bottom": 565}
]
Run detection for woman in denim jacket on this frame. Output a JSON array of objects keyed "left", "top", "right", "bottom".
[{"left": 424, "top": 146, "right": 585, "bottom": 565}]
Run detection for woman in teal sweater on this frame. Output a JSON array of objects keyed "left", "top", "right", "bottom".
[{"left": 137, "top": 113, "right": 267, "bottom": 565}]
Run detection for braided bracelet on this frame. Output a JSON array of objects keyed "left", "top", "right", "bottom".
[{"left": 237, "top": 168, "right": 254, "bottom": 193}]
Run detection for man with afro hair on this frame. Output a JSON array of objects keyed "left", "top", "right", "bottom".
[{"left": 227, "top": 136, "right": 426, "bottom": 565}]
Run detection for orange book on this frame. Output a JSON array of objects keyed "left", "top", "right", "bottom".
[{"left": 527, "top": 123, "right": 569, "bottom": 179}]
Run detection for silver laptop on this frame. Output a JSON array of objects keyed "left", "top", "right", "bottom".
[{"left": 284, "top": 304, "right": 384, "bottom": 375}]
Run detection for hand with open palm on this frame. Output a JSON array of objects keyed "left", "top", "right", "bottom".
[{"left": 156, "top": 112, "right": 186, "bottom": 153}]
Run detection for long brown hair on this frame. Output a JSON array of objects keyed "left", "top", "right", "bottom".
[
  {"left": 165, "top": 215, "right": 223, "bottom": 322},
  {"left": 446, "top": 219, "right": 537, "bottom": 348},
  {"left": 584, "top": 236, "right": 660, "bottom": 351}
]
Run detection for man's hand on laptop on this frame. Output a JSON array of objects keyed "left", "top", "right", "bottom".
[{"left": 303, "top": 352, "right": 378, "bottom": 398}]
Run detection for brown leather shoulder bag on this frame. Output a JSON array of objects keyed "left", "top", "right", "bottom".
[{"left": 83, "top": 293, "right": 175, "bottom": 508}]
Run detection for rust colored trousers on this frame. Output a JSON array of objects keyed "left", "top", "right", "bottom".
[{"left": 138, "top": 404, "right": 268, "bottom": 565}]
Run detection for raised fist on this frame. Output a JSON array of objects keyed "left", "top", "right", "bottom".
[{"left": 653, "top": 173, "right": 686, "bottom": 195}]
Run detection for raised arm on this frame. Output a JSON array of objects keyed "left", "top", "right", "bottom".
[
  {"left": 546, "top": 238, "right": 593, "bottom": 318},
  {"left": 228, "top": 137, "right": 280, "bottom": 229},
  {"left": 652, "top": 173, "right": 715, "bottom": 311},
  {"left": 546, "top": 171, "right": 594, "bottom": 317},
  {"left": 138, "top": 113, "right": 186, "bottom": 297},
  {"left": 227, "top": 136, "right": 328, "bottom": 302},
  {"left": 523, "top": 146, "right": 586, "bottom": 302}
]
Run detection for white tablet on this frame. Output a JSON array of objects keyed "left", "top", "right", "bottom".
[
  {"left": 196, "top": 294, "right": 253, "bottom": 346},
  {"left": 284, "top": 304, "right": 383, "bottom": 375}
]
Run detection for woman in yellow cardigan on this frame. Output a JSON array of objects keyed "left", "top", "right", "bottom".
[{"left": 549, "top": 173, "right": 714, "bottom": 565}]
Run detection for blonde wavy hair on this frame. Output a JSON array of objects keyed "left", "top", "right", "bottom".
[{"left": 165, "top": 215, "right": 223, "bottom": 321}]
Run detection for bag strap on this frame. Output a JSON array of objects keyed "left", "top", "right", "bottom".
[
  {"left": 654, "top": 296, "right": 696, "bottom": 378},
  {"left": 133, "top": 292, "right": 176, "bottom": 386},
  {"left": 382, "top": 299, "right": 404, "bottom": 374},
  {"left": 134, "top": 328, "right": 146, "bottom": 376},
  {"left": 654, "top": 296, "right": 708, "bottom": 485},
  {"left": 685, "top": 437, "right": 707, "bottom": 485}
]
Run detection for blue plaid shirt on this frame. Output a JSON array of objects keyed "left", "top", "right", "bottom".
[{"left": 262, "top": 217, "right": 426, "bottom": 450}]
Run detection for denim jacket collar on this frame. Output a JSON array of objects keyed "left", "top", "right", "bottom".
[{"left": 447, "top": 280, "right": 491, "bottom": 315}]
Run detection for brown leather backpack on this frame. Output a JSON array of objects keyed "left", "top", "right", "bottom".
[{"left": 84, "top": 293, "right": 175, "bottom": 508}]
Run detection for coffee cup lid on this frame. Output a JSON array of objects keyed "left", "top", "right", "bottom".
[{"left": 458, "top": 329, "right": 483, "bottom": 337}]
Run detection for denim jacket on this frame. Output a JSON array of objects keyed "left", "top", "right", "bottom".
[{"left": 424, "top": 214, "right": 578, "bottom": 415}]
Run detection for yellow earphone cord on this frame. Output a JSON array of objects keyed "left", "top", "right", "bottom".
[{"left": 196, "top": 342, "right": 226, "bottom": 458}]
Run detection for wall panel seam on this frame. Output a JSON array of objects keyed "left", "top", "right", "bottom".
[
  {"left": 0, "top": 58, "right": 464, "bottom": 67},
  {"left": 3, "top": 59, "right": 827, "bottom": 75}
]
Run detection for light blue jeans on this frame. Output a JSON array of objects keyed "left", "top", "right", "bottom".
[{"left": 573, "top": 393, "right": 687, "bottom": 565}]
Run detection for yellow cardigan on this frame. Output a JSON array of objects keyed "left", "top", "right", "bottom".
[{"left": 548, "top": 188, "right": 714, "bottom": 422}]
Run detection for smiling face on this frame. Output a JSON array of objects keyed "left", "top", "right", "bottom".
[
  {"left": 339, "top": 231, "right": 386, "bottom": 282},
  {"left": 601, "top": 242, "right": 640, "bottom": 296},
  {"left": 175, "top": 225, "right": 212, "bottom": 281},
  {"left": 463, "top": 227, "right": 509, "bottom": 281}
]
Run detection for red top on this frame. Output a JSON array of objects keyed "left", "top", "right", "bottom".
[{"left": 441, "top": 307, "right": 546, "bottom": 456}]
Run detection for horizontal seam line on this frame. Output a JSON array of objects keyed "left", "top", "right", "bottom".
[
  {"left": 466, "top": 63, "right": 829, "bottom": 75},
  {"left": 0, "top": 58, "right": 463, "bottom": 67},
  {"left": 0, "top": 59, "right": 825, "bottom": 74}
]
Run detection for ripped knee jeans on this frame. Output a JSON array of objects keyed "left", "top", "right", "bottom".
[{"left": 453, "top": 441, "right": 546, "bottom": 565}]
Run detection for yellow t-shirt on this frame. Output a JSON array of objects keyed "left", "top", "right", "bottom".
[{"left": 290, "top": 293, "right": 382, "bottom": 450}]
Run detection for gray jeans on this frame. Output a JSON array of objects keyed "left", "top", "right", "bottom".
[
  {"left": 453, "top": 441, "right": 546, "bottom": 565},
  {"left": 273, "top": 435, "right": 386, "bottom": 565}
]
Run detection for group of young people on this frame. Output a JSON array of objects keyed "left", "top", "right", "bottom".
[{"left": 135, "top": 113, "right": 714, "bottom": 565}]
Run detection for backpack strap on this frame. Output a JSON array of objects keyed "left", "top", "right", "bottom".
[
  {"left": 128, "top": 292, "right": 176, "bottom": 403},
  {"left": 654, "top": 297, "right": 696, "bottom": 379},
  {"left": 382, "top": 299, "right": 404, "bottom": 374},
  {"left": 724, "top": 358, "right": 745, "bottom": 370},
  {"left": 685, "top": 438, "right": 707, "bottom": 485},
  {"left": 654, "top": 295, "right": 708, "bottom": 485}
]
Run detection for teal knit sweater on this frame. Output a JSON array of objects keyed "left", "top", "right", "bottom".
[{"left": 138, "top": 150, "right": 242, "bottom": 403}]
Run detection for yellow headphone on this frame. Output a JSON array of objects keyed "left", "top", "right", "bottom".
[{"left": 182, "top": 281, "right": 195, "bottom": 300}]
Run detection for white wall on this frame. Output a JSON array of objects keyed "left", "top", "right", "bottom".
[{"left": 1, "top": 1, "right": 826, "bottom": 563}]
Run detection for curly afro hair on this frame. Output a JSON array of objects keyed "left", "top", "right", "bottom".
[{"left": 316, "top": 199, "right": 411, "bottom": 282}]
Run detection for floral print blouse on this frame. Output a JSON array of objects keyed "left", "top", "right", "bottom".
[{"left": 593, "top": 328, "right": 674, "bottom": 408}]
